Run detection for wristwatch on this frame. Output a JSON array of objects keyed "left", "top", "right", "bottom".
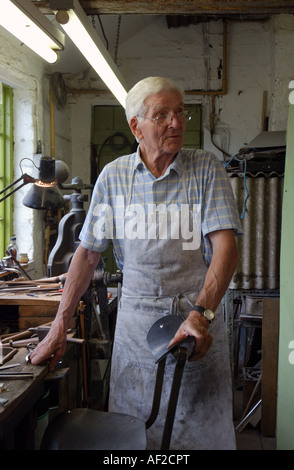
[{"left": 191, "top": 305, "right": 215, "bottom": 323}]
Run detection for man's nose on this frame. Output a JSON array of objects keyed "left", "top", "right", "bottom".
[{"left": 169, "top": 113, "right": 181, "bottom": 126}]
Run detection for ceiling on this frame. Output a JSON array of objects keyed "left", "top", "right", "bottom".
[
  {"left": 35, "top": 0, "right": 294, "bottom": 18},
  {"left": 32, "top": 1, "right": 294, "bottom": 76}
]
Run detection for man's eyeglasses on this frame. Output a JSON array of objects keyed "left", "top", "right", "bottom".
[{"left": 137, "top": 110, "right": 192, "bottom": 127}]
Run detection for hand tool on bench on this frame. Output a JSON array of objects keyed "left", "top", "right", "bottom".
[
  {"left": 0, "top": 372, "right": 34, "bottom": 380},
  {"left": 28, "top": 326, "right": 86, "bottom": 345},
  {"left": 3, "top": 324, "right": 85, "bottom": 366},
  {"left": 0, "top": 283, "right": 62, "bottom": 294},
  {"left": 0, "top": 273, "right": 67, "bottom": 296},
  {"left": 1, "top": 330, "right": 35, "bottom": 344},
  {"left": 0, "top": 348, "right": 18, "bottom": 365},
  {"left": 8, "top": 334, "right": 85, "bottom": 348},
  {"left": 24, "top": 327, "right": 86, "bottom": 364},
  {"left": 0, "top": 273, "right": 67, "bottom": 288},
  {"left": 0, "top": 363, "right": 21, "bottom": 371},
  {"left": 0, "top": 382, "right": 10, "bottom": 392},
  {"left": 1, "top": 322, "right": 51, "bottom": 350}
]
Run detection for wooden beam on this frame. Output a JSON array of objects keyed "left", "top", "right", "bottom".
[
  {"left": 261, "top": 298, "right": 279, "bottom": 437},
  {"left": 34, "top": 0, "right": 294, "bottom": 16}
]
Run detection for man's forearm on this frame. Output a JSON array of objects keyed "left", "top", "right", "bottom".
[
  {"left": 30, "top": 245, "right": 101, "bottom": 368},
  {"left": 54, "top": 244, "right": 101, "bottom": 329},
  {"left": 195, "top": 229, "right": 238, "bottom": 311}
]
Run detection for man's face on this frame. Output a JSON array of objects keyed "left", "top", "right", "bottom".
[{"left": 132, "top": 90, "right": 186, "bottom": 157}]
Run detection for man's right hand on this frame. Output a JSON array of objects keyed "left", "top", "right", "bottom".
[
  {"left": 30, "top": 245, "right": 101, "bottom": 371},
  {"left": 30, "top": 320, "right": 68, "bottom": 371},
  {"left": 167, "top": 310, "right": 213, "bottom": 362}
]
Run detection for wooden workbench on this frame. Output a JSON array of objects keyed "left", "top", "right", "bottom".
[
  {"left": 0, "top": 292, "right": 63, "bottom": 330},
  {"left": 0, "top": 348, "right": 49, "bottom": 449},
  {"left": 0, "top": 292, "right": 61, "bottom": 306}
]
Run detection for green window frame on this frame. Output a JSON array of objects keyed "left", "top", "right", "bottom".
[{"left": 0, "top": 83, "right": 13, "bottom": 258}]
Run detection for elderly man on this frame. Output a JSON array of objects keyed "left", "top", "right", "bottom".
[{"left": 31, "top": 77, "right": 241, "bottom": 450}]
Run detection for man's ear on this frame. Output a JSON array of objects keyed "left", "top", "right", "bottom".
[{"left": 130, "top": 117, "right": 143, "bottom": 141}]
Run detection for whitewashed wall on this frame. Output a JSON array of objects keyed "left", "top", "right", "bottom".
[
  {"left": 0, "top": 14, "right": 294, "bottom": 277},
  {"left": 66, "top": 15, "right": 294, "bottom": 182},
  {"left": 0, "top": 28, "right": 51, "bottom": 276}
]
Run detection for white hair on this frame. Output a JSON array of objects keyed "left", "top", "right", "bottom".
[{"left": 125, "top": 77, "right": 184, "bottom": 123}]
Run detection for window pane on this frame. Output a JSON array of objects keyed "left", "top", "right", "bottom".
[{"left": 0, "top": 83, "right": 13, "bottom": 258}]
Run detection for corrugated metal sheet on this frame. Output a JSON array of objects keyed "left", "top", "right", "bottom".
[{"left": 229, "top": 172, "right": 284, "bottom": 290}]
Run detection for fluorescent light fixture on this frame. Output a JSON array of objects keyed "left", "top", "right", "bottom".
[
  {"left": 52, "top": 0, "right": 128, "bottom": 107},
  {"left": 0, "top": 0, "right": 65, "bottom": 63}
]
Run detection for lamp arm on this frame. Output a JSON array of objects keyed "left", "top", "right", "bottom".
[{"left": 0, "top": 174, "right": 36, "bottom": 202}]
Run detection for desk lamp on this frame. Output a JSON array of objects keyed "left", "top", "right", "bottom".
[{"left": 0, "top": 156, "right": 65, "bottom": 210}]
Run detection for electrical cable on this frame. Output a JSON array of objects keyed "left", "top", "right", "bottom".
[
  {"left": 97, "top": 15, "right": 109, "bottom": 50},
  {"left": 211, "top": 131, "right": 231, "bottom": 158},
  {"left": 225, "top": 149, "right": 251, "bottom": 220},
  {"left": 19, "top": 157, "right": 39, "bottom": 174},
  {"left": 91, "top": 14, "right": 109, "bottom": 50}
]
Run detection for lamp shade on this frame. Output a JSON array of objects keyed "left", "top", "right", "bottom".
[
  {"left": 22, "top": 156, "right": 65, "bottom": 210},
  {"left": 23, "top": 182, "right": 65, "bottom": 210}
]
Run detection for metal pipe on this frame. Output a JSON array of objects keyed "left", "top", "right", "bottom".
[
  {"left": 49, "top": 79, "right": 55, "bottom": 158},
  {"left": 235, "top": 399, "right": 262, "bottom": 432}
]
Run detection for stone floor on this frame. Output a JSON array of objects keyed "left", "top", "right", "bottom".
[{"left": 235, "top": 426, "right": 276, "bottom": 450}]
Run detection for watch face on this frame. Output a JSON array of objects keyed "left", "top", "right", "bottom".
[{"left": 204, "top": 309, "right": 215, "bottom": 321}]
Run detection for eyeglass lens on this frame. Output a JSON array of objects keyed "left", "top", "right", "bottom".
[{"left": 156, "top": 111, "right": 191, "bottom": 126}]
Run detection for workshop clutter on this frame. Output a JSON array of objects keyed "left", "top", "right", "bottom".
[{"left": 1, "top": 235, "right": 30, "bottom": 281}]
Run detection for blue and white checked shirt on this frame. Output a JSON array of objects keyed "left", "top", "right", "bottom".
[{"left": 79, "top": 147, "right": 242, "bottom": 270}]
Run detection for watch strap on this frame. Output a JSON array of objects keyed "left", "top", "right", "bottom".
[
  {"left": 191, "top": 305, "right": 214, "bottom": 323},
  {"left": 192, "top": 305, "right": 205, "bottom": 314}
]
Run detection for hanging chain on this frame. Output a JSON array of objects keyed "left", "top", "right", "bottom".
[
  {"left": 114, "top": 15, "right": 121, "bottom": 65},
  {"left": 91, "top": 14, "right": 109, "bottom": 50}
]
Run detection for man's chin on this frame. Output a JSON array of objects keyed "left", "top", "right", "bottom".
[{"left": 165, "top": 142, "right": 183, "bottom": 153}]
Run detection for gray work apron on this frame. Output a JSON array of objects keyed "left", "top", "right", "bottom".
[{"left": 108, "top": 168, "right": 236, "bottom": 450}]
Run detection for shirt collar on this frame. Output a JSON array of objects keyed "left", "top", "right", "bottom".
[
  {"left": 134, "top": 146, "right": 184, "bottom": 177},
  {"left": 134, "top": 147, "right": 144, "bottom": 170}
]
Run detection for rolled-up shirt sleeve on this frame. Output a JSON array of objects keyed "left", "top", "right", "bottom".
[
  {"left": 198, "top": 153, "right": 242, "bottom": 264},
  {"left": 201, "top": 155, "right": 242, "bottom": 236}
]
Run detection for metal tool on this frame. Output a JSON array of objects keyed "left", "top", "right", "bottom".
[
  {"left": 1, "top": 273, "right": 67, "bottom": 287},
  {"left": 7, "top": 332, "right": 85, "bottom": 348},
  {"left": 0, "top": 284, "right": 62, "bottom": 294},
  {"left": 0, "top": 363, "right": 21, "bottom": 371},
  {"left": 0, "top": 372, "right": 34, "bottom": 380},
  {"left": 8, "top": 337, "right": 39, "bottom": 348},
  {"left": 29, "top": 326, "right": 86, "bottom": 345},
  {"left": 25, "top": 343, "right": 36, "bottom": 364},
  {"left": 0, "top": 382, "right": 9, "bottom": 392},
  {"left": 0, "top": 348, "right": 18, "bottom": 365},
  {"left": 1, "top": 330, "right": 34, "bottom": 344}
]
